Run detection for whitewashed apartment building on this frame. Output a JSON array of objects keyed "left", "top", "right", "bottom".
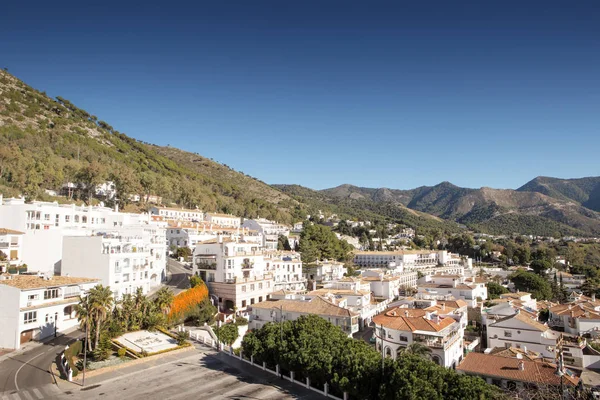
[
  {"left": 353, "top": 250, "right": 471, "bottom": 273},
  {"left": 61, "top": 226, "right": 167, "bottom": 299},
  {"left": 0, "top": 274, "right": 99, "bottom": 349},
  {"left": 149, "top": 206, "right": 204, "bottom": 222},
  {"left": 241, "top": 218, "right": 290, "bottom": 250}
]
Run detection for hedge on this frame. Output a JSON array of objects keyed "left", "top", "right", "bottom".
[{"left": 64, "top": 340, "right": 82, "bottom": 377}]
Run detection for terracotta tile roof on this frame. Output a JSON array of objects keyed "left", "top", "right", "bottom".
[
  {"left": 372, "top": 307, "right": 456, "bottom": 333},
  {"left": 490, "top": 311, "right": 548, "bottom": 332},
  {"left": 419, "top": 283, "right": 475, "bottom": 290},
  {"left": 0, "top": 228, "right": 25, "bottom": 235},
  {"left": 550, "top": 303, "right": 600, "bottom": 319},
  {"left": 457, "top": 353, "right": 579, "bottom": 386},
  {"left": 251, "top": 296, "right": 358, "bottom": 318},
  {"left": 489, "top": 346, "right": 542, "bottom": 361},
  {"left": 500, "top": 292, "right": 532, "bottom": 299},
  {"left": 0, "top": 275, "right": 99, "bottom": 290},
  {"left": 308, "top": 289, "right": 370, "bottom": 297}
]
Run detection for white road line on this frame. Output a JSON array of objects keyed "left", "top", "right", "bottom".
[
  {"left": 20, "top": 390, "right": 33, "bottom": 400},
  {"left": 13, "top": 351, "right": 47, "bottom": 391},
  {"left": 11, "top": 393, "right": 20, "bottom": 400},
  {"left": 1, "top": 394, "right": 10, "bottom": 400},
  {"left": 31, "top": 389, "right": 43, "bottom": 400}
]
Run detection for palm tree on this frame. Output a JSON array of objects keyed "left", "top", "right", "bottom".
[
  {"left": 88, "top": 285, "right": 114, "bottom": 350},
  {"left": 400, "top": 342, "right": 432, "bottom": 358},
  {"left": 154, "top": 287, "right": 174, "bottom": 316},
  {"left": 75, "top": 296, "right": 93, "bottom": 352}
]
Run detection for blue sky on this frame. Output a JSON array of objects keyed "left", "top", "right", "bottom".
[{"left": 1, "top": 1, "right": 599, "bottom": 190}]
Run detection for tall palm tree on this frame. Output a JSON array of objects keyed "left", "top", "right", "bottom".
[
  {"left": 400, "top": 342, "right": 432, "bottom": 358},
  {"left": 154, "top": 287, "right": 174, "bottom": 316},
  {"left": 88, "top": 284, "right": 114, "bottom": 350},
  {"left": 74, "top": 296, "right": 93, "bottom": 352}
]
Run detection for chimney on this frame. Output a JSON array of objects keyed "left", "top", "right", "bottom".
[
  {"left": 518, "top": 361, "right": 525, "bottom": 371},
  {"left": 523, "top": 346, "right": 527, "bottom": 353},
  {"left": 218, "top": 234, "right": 222, "bottom": 244},
  {"left": 442, "top": 303, "right": 445, "bottom": 311},
  {"left": 312, "top": 281, "right": 317, "bottom": 291},
  {"left": 593, "top": 293, "right": 596, "bottom": 302},
  {"left": 115, "top": 203, "right": 119, "bottom": 213}
]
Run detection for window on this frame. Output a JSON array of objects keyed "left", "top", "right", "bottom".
[
  {"left": 44, "top": 288, "right": 59, "bottom": 300},
  {"left": 504, "top": 330, "right": 512, "bottom": 338},
  {"left": 28, "top": 294, "right": 38, "bottom": 301},
  {"left": 82, "top": 216, "right": 87, "bottom": 223},
  {"left": 250, "top": 298, "right": 255, "bottom": 305},
  {"left": 65, "top": 215, "right": 70, "bottom": 223},
  {"left": 242, "top": 285, "right": 246, "bottom": 292},
  {"left": 399, "top": 335, "right": 408, "bottom": 342},
  {"left": 259, "top": 296, "right": 263, "bottom": 302},
  {"left": 259, "top": 283, "right": 263, "bottom": 289},
  {"left": 123, "top": 274, "right": 130, "bottom": 282},
  {"left": 250, "top": 284, "right": 255, "bottom": 291},
  {"left": 24, "top": 311, "right": 37, "bottom": 324},
  {"left": 44, "top": 214, "right": 50, "bottom": 221},
  {"left": 242, "top": 300, "right": 247, "bottom": 308},
  {"left": 144, "top": 271, "right": 148, "bottom": 279},
  {"left": 74, "top": 215, "right": 80, "bottom": 223}
]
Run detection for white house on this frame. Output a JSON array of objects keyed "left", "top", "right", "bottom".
[
  {"left": 0, "top": 274, "right": 99, "bottom": 349},
  {"left": 362, "top": 270, "right": 419, "bottom": 300},
  {"left": 353, "top": 249, "right": 471, "bottom": 272},
  {"left": 205, "top": 213, "right": 240, "bottom": 228},
  {"left": 548, "top": 294, "right": 600, "bottom": 337},
  {"left": 192, "top": 237, "right": 274, "bottom": 314},
  {"left": 241, "top": 218, "right": 290, "bottom": 250},
  {"left": 303, "top": 261, "right": 347, "bottom": 284},
  {"left": 265, "top": 253, "right": 306, "bottom": 292},
  {"left": 0, "top": 228, "right": 24, "bottom": 271},
  {"left": 149, "top": 206, "right": 204, "bottom": 222},
  {"left": 249, "top": 296, "right": 359, "bottom": 337},
  {"left": 373, "top": 306, "right": 464, "bottom": 368},
  {"left": 61, "top": 226, "right": 167, "bottom": 300},
  {"left": 417, "top": 274, "right": 487, "bottom": 305}
]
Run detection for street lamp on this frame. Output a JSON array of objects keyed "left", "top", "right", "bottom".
[{"left": 271, "top": 305, "right": 285, "bottom": 378}]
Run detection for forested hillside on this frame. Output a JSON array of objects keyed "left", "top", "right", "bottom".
[{"left": 0, "top": 69, "right": 298, "bottom": 223}]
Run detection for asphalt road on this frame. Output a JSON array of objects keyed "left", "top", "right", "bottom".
[
  {"left": 149, "top": 259, "right": 191, "bottom": 299},
  {"left": 0, "top": 330, "right": 81, "bottom": 394},
  {"left": 55, "top": 347, "right": 323, "bottom": 400}
]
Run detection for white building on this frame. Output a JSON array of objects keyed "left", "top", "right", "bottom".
[
  {"left": 0, "top": 228, "right": 24, "bottom": 271},
  {"left": 192, "top": 238, "right": 273, "bottom": 314},
  {"left": 241, "top": 218, "right": 290, "bottom": 250},
  {"left": 0, "top": 274, "right": 99, "bottom": 349},
  {"left": 205, "top": 213, "right": 241, "bottom": 228},
  {"left": 417, "top": 274, "right": 487, "bottom": 306},
  {"left": 373, "top": 306, "right": 464, "bottom": 368},
  {"left": 149, "top": 206, "right": 204, "bottom": 222},
  {"left": 362, "top": 270, "right": 419, "bottom": 300},
  {"left": 353, "top": 249, "right": 471, "bottom": 272},
  {"left": 0, "top": 197, "right": 156, "bottom": 274},
  {"left": 547, "top": 270, "right": 586, "bottom": 293},
  {"left": 265, "top": 253, "right": 306, "bottom": 292},
  {"left": 249, "top": 296, "right": 359, "bottom": 337},
  {"left": 61, "top": 226, "right": 167, "bottom": 300},
  {"left": 303, "top": 261, "right": 347, "bottom": 284},
  {"left": 548, "top": 294, "right": 600, "bottom": 337}
]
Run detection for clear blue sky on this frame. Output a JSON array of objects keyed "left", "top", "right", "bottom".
[{"left": 1, "top": 1, "right": 599, "bottom": 190}]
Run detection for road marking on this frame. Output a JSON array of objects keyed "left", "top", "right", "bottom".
[
  {"left": 2, "top": 394, "right": 10, "bottom": 400},
  {"left": 20, "top": 390, "right": 33, "bottom": 400},
  {"left": 31, "top": 389, "right": 43, "bottom": 400},
  {"left": 14, "top": 351, "right": 46, "bottom": 391},
  {"left": 11, "top": 393, "right": 20, "bottom": 400}
]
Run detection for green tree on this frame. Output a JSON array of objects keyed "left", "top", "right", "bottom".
[
  {"left": 215, "top": 323, "right": 239, "bottom": 346},
  {"left": 76, "top": 161, "right": 107, "bottom": 203},
  {"left": 398, "top": 342, "right": 432, "bottom": 358},
  {"left": 74, "top": 296, "right": 93, "bottom": 352},
  {"left": 87, "top": 284, "right": 114, "bottom": 350},
  {"left": 530, "top": 259, "right": 552, "bottom": 276},
  {"left": 487, "top": 282, "right": 509, "bottom": 299},
  {"left": 277, "top": 235, "right": 292, "bottom": 251},
  {"left": 509, "top": 270, "right": 553, "bottom": 300},
  {"left": 154, "top": 287, "right": 174, "bottom": 315},
  {"left": 189, "top": 275, "right": 203, "bottom": 289}
]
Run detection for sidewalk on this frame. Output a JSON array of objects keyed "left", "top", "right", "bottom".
[{"left": 0, "top": 326, "right": 81, "bottom": 364}]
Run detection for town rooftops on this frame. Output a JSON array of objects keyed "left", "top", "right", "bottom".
[
  {"left": 372, "top": 306, "right": 456, "bottom": 333},
  {"left": 457, "top": 353, "right": 579, "bottom": 386},
  {"left": 251, "top": 296, "right": 358, "bottom": 318},
  {"left": 489, "top": 311, "right": 549, "bottom": 332},
  {"left": 0, "top": 228, "right": 25, "bottom": 235},
  {"left": 499, "top": 292, "right": 532, "bottom": 300},
  {"left": 0, "top": 275, "right": 99, "bottom": 290},
  {"left": 418, "top": 283, "right": 476, "bottom": 290},
  {"left": 550, "top": 303, "right": 600, "bottom": 320},
  {"left": 307, "top": 288, "right": 371, "bottom": 297},
  {"left": 153, "top": 206, "right": 202, "bottom": 212}
]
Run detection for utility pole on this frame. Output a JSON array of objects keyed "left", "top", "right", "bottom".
[{"left": 82, "top": 323, "right": 88, "bottom": 387}]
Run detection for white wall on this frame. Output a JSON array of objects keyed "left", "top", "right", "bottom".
[{"left": 0, "top": 285, "right": 21, "bottom": 349}]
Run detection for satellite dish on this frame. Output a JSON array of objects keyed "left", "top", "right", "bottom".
[{"left": 516, "top": 353, "right": 523, "bottom": 359}]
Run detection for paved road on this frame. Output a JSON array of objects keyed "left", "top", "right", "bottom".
[
  {"left": 54, "top": 348, "right": 323, "bottom": 400},
  {"left": 165, "top": 258, "right": 191, "bottom": 296},
  {"left": 0, "top": 330, "right": 81, "bottom": 395}
]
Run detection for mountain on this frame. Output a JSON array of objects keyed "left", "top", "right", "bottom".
[
  {"left": 0, "top": 69, "right": 298, "bottom": 223},
  {"left": 311, "top": 179, "right": 600, "bottom": 237},
  {"left": 517, "top": 176, "right": 600, "bottom": 212}
]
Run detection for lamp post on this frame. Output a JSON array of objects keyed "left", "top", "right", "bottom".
[
  {"left": 554, "top": 335, "right": 565, "bottom": 400},
  {"left": 271, "top": 305, "right": 285, "bottom": 378},
  {"left": 82, "top": 322, "right": 88, "bottom": 387}
]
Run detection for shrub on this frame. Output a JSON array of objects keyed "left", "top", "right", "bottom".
[
  {"left": 176, "top": 330, "right": 189, "bottom": 346},
  {"left": 64, "top": 340, "right": 83, "bottom": 377},
  {"left": 168, "top": 283, "right": 209, "bottom": 323},
  {"left": 117, "top": 347, "right": 127, "bottom": 359},
  {"left": 234, "top": 316, "right": 248, "bottom": 326}
]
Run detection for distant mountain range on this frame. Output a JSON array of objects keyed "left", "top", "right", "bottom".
[{"left": 275, "top": 176, "right": 600, "bottom": 237}]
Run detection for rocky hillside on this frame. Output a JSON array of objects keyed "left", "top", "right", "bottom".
[{"left": 517, "top": 176, "right": 600, "bottom": 212}]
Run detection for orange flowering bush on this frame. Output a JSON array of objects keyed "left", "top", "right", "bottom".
[{"left": 168, "top": 283, "right": 209, "bottom": 322}]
